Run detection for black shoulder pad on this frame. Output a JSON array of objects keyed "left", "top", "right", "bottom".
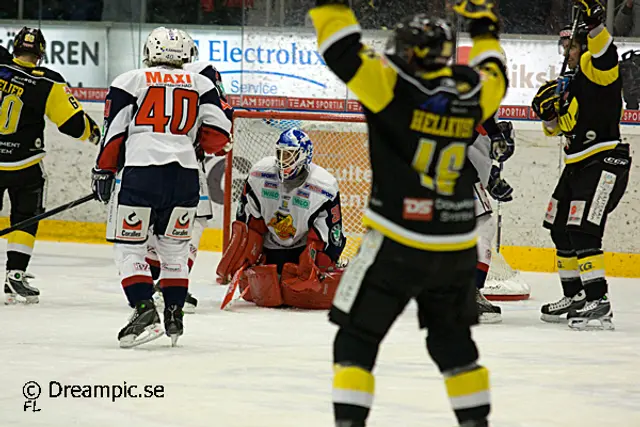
[{"left": 32, "top": 66, "right": 66, "bottom": 83}]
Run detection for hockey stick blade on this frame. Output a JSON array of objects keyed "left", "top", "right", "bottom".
[{"left": 220, "top": 265, "right": 246, "bottom": 310}]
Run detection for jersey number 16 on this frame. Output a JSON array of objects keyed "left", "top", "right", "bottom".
[{"left": 134, "top": 86, "right": 198, "bottom": 135}]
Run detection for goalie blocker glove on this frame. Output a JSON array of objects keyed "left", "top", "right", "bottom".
[{"left": 91, "top": 168, "right": 115, "bottom": 204}]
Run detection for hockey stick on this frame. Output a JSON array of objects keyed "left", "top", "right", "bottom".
[
  {"left": 495, "top": 162, "right": 503, "bottom": 254},
  {"left": 220, "top": 264, "right": 247, "bottom": 310},
  {"left": 0, "top": 194, "right": 95, "bottom": 237}
]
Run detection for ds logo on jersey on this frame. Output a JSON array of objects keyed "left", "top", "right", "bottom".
[{"left": 403, "top": 198, "right": 433, "bottom": 221}]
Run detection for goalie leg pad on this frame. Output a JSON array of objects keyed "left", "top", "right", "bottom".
[
  {"left": 475, "top": 214, "right": 494, "bottom": 290},
  {"left": 282, "top": 270, "right": 344, "bottom": 310},
  {"left": 245, "top": 265, "right": 283, "bottom": 307},
  {"left": 217, "top": 221, "right": 263, "bottom": 282}
]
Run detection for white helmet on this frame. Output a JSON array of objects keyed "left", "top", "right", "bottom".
[
  {"left": 143, "top": 27, "right": 185, "bottom": 67},
  {"left": 175, "top": 29, "right": 198, "bottom": 63}
]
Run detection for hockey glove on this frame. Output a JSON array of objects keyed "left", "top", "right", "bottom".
[
  {"left": 85, "top": 114, "right": 101, "bottom": 145},
  {"left": 487, "top": 165, "right": 513, "bottom": 202},
  {"left": 454, "top": 0, "right": 500, "bottom": 37},
  {"left": 532, "top": 80, "right": 559, "bottom": 122},
  {"left": 574, "top": 0, "right": 605, "bottom": 29},
  {"left": 490, "top": 121, "right": 515, "bottom": 163},
  {"left": 91, "top": 168, "right": 115, "bottom": 204}
]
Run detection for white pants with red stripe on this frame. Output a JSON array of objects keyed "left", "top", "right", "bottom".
[
  {"left": 146, "top": 217, "right": 207, "bottom": 273},
  {"left": 476, "top": 214, "right": 496, "bottom": 275}
]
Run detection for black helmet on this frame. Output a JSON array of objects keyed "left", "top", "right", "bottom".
[
  {"left": 558, "top": 22, "right": 588, "bottom": 55},
  {"left": 13, "top": 27, "right": 46, "bottom": 64},
  {"left": 386, "top": 14, "right": 454, "bottom": 71}
]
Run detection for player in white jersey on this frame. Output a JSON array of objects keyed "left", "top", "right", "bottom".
[
  {"left": 146, "top": 29, "right": 234, "bottom": 314},
  {"left": 91, "top": 27, "right": 232, "bottom": 348},
  {"left": 217, "top": 128, "right": 346, "bottom": 309},
  {"left": 468, "top": 118, "right": 515, "bottom": 323}
]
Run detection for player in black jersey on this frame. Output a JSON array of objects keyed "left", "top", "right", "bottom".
[
  {"left": 309, "top": 1, "right": 507, "bottom": 425},
  {"left": 0, "top": 27, "right": 100, "bottom": 304},
  {"left": 532, "top": 0, "right": 630, "bottom": 330}
]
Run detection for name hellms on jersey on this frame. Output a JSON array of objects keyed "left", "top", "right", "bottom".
[
  {"left": 309, "top": 6, "right": 508, "bottom": 251},
  {"left": 0, "top": 55, "right": 96, "bottom": 170},
  {"left": 237, "top": 157, "right": 346, "bottom": 261}
]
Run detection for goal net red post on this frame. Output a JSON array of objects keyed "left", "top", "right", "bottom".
[{"left": 223, "top": 111, "right": 530, "bottom": 301}]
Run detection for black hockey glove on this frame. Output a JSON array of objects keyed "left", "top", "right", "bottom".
[
  {"left": 85, "top": 114, "right": 101, "bottom": 145},
  {"left": 454, "top": 0, "right": 501, "bottom": 37},
  {"left": 490, "top": 121, "right": 515, "bottom": 163},
  {"left": 532, "top": 80, "right": 559, "bottom": 122},
  {"left": 91, "top": 168, "right": 115, "bottom": 204},
  {"left": 488, "top": 165, "right": 513, "bottom": 202},
  {"left": 574, "top": 0, "right": 605, "bottom": 29}
]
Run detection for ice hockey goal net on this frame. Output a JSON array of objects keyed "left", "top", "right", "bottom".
[{"left": 223, "top": 110, "right": 530, "bottom": 300}]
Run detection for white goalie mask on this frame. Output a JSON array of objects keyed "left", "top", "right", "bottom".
[
  {"left": 275, "top": 129, "right": 313, "bottom": 181},
  {"left": 143, "top": 27, "right": 185, "bottom": 67},
  {"left": 176, "top": 29, "right": 198, "bottom": 63}
]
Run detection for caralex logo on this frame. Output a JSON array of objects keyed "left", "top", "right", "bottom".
[{"left": 199, "top": 40, "right": 328, "bottom": 90}]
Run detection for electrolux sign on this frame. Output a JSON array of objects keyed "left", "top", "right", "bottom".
[{"left": 190, "top": 32, "right": 340, "bottom": 97}]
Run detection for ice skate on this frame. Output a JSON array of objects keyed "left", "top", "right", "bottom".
[
  {"left": 568, "top": 295, "right": 614, "bottom": 331},
  {"left": 540, "top": 290, "right": 586, "bottom": 323},
  {"left": 164, "top": 305, "right": 184, "bottom": 346},
  {"left": 183, "top": 293, "right": 198, "bottom": 314},
  {"left": 4, "top": 271, "right": 39, "bottom": 304},
  {"left": 477, "top": 289, "right": 502, "bottom": 324},
  {"left": 460, "top": 420, "right": 489, "bottom": 427},
  {"left": 118, "top": 299, "right": 163, "bottom": 348}
]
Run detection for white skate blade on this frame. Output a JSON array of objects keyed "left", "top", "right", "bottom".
[
  {"left": 568, "top": 317, "right": 615, "bottom": 331},
  {"left": 4, "top": 293, "right": 39, "bottom": 305},
  {"left": 479, "top": 313, "right": 502, "bottom": 324},
  {"left": 119, "top": 323, "right": 164, "bottom": 348},
  {"left": 169, "top": 334, "right": 181, "bottom": 347},
  {"left": 183, "top": 302, "right": 196, "bottom": 314},
  {"left": 540, "top": 313, "right": 567, "bottom": 323}
]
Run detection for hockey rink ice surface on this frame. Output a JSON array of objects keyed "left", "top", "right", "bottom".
[{"left": 1, "top": 241, "right": 639, "bottom": 427}]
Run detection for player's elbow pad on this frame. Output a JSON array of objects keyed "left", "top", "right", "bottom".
[
  {"left": 58, "top": 111, "right": 88, "bottom": 139},
  {"left": 199, "top": 124, "right": 231, "bottom": 155}
]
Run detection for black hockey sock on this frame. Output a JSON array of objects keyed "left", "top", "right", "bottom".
[
  {"left": 556, "top": 250, "right": 583, "bottom": 297},
  {"left": 123, "top": 281, "right": 154, "bottom": 307},
  {"left": 6, "top": 250, "right": 31, "bottom": 272},
  {"left": 149, "top": 264, "right": 160, "bottom": 281},
  {"left": 161, "top": 283, "right": 188, "bottom": 308}
]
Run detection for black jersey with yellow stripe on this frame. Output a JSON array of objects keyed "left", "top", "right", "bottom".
[
  {"left": 553, "top": 25, "right": 622, "bottom": 164},
  {"left": 0, "top": 56, "right": 93, "bottom": 171},
  {"left": 309, "top": 5, "right": 507, "bottom": 252}
]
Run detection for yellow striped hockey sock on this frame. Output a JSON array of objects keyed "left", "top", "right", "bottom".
[
  {"left": 444, "top": 364, "right": 491, "bottom": 424},
  {"left": 333, "top": 364, "right": 375, "bottom": 425}
]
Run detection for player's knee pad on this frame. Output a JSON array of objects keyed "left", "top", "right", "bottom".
[
  {"left": 114, "top": 243, "right": 153, "bottom": 285},
  {"left": 245, "top": 264, "right": 283, "bottom": 307},
  {"left": 333, "top": 328, "right": 380, "bottom": 371},
  {"left": 426, "top": 328, "right": 479, "bottom": 373},
  {"left": 154, "top": 236, "right": 190, "bottom": 288},
  {"left": 567, "top": 230, "right": 602, "bottom": 253},
  {"left": 549, "top": 228, "right": 573, "bottom": 252}
]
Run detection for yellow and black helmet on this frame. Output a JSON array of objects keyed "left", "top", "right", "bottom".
[
  {"left": 13, "top": 27, "right": 46, "bottom": 63},
  {"left": 386, "top": 14, "right": 454, "bottom": 71}
]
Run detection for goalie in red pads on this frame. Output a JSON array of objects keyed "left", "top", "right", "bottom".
[{"left": 217, "top": 128, "right": 346, "bottom": 309}]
